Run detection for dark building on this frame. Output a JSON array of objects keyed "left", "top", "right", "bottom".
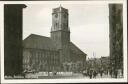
[
  {"left": 23, "top": 6, "right": 87, "bottom": 72},
  {"left": 23, "top": 34, "right": 60, "bottom": 72},
  {"left": 4, "top": 4, "right": 26, "bottom": 76},
  {"left": 109, "top": 4, "right": 123, "bottom": 77}
]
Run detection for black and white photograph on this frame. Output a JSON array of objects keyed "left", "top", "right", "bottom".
[{"left": 0, "top": 0, "right": 127, "bottom": 83}]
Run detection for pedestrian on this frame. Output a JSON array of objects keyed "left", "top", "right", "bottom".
[
  {"left": 100, "top": 70, "right": 103, "bottom": 78},
  {"left": 114, "top": 69, "right": 118, "bottom": 78},
  {"left": 89, "top": 69, "right": 93, "bottom": 79},
  {"left": 109, "top": 69, "right": 113, "bottom": 77},
  {"left": 93, "top": 70, "right": 97, "bottom": 78}
]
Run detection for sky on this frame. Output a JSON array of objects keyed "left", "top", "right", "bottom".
[{"left": 23, "top": 4, "right": 109, "bottom": 59}]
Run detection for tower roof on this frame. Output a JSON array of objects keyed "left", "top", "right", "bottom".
[{"left": 52, "top": 5, "right": 68, "bottom": 13}]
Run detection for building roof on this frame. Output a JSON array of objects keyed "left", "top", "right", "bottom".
[
  {"left": 23, "top": 34, "right": 57, "bottom": 51},
  {"left": 70, "top": 42, "right": 87, "bottom": 56},
  {"left": 23, "top": 34, "right": 87, "bottom": 56}
]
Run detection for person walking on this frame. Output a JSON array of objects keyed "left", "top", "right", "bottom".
[
  {"left": 93, "top": 70, "right": 97, "bottom": 78},
  {"left": 89, "top": 69, "right": 93, "bottom": 79},
  {"left": 100, "top": 69, "right": 103, "bottom": 78}
]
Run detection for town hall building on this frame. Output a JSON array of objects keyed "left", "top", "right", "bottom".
[{"left": 23, "top": 6, "right": 87, "bottom": 72}]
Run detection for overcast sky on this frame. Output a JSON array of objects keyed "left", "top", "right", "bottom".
[{"left": 23, "top": 4, "right": 109, "bottom": 59}]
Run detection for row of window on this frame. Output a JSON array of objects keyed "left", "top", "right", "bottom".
[
  {"left": 54, "top": 23, "right": 68, "bottom": 28},
  {"left": 31, "top": 50, "right": 59, "bottom": 59},
  {"left": 32, "top": 59, "right": 59, "bottom": 66},
  {"left": 23, "top": 50, "right": 59, "bottom": 63}
]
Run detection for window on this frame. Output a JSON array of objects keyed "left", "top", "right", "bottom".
[
  {"left": 64, "top": 14, "right": 66, "bottom": 18},
  {"left": 56, "top": 23, "right": 57, "bottom": 27}
]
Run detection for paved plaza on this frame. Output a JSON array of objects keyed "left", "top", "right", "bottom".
[{"left": 24, "top": 72, "right": 123, "bottom": 79}]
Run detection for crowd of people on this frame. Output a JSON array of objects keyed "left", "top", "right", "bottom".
[{"left": 82, "top": 68, "right": 106, "bottom": 79}]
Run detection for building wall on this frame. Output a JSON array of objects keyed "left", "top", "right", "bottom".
[
  {"left": 64, "top": 50, "right": 86, "bottom": 72},
  {"left": 23, "top": 48, "right": 60, "bottom": 72},
  {"left": 4, "top": 4, "right": 26, "bottom": 76},
  {"left": 23, "top": 47, "right": 86, "bottom": 72}
]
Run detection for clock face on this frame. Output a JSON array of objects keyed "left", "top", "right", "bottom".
[{"left": 55, "top": 14, "right": 58, "bottom": 18}]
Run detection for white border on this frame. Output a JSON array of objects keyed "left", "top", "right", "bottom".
[{"left": 0, "top": 0, "right": 127, "bottom": 83}]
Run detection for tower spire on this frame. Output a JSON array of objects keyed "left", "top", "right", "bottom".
[
  {"left": 59, "top": 4, "right": 62, "bottom": 11},
  {"left": 60, "top": 4, "right": 61, "bottom": 7}
]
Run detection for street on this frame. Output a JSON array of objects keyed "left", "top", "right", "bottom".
[{"left": 24, "top": 72, "right": 123, "bottom": 79}]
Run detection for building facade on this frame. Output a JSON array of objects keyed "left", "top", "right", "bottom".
[
  {"left": 23, "top": 6, "right": 87, "bottom": 72},
  {"left": 23, "top": 34, "right": 60, "bottom": 72}
]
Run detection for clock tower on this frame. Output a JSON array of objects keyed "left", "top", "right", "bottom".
[
  {"left": 51, "top": 5, "right": 70, "bottom": 49},
  {"left": 51, "top": 5, "right": 70, "bottom": 65}
]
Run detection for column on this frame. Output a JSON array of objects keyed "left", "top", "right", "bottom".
[{"left": 4, "top": 4, "right": 27, "bottom": 76}]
